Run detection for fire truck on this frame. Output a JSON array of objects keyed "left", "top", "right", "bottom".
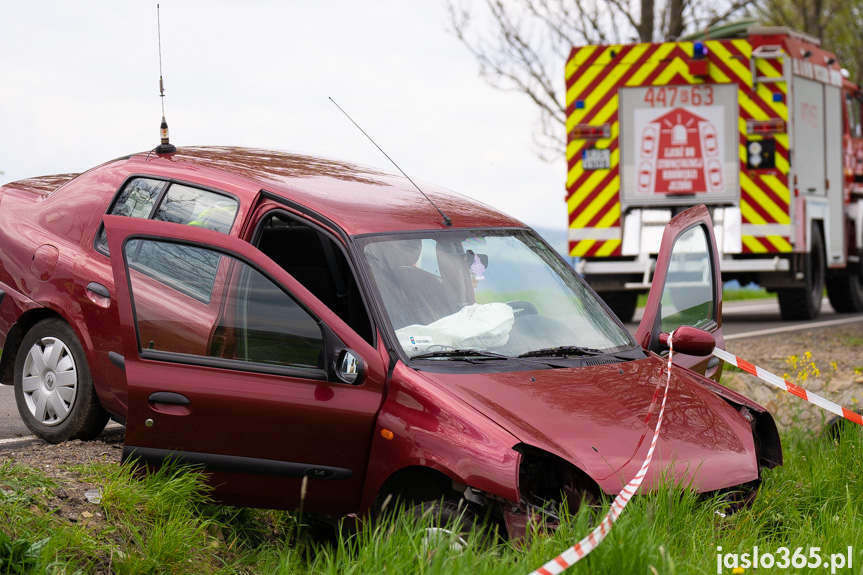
[{"left": 566, "top": 24, "right": 863, "bottom": 322}]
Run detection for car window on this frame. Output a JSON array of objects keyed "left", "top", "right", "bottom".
[
  {"left": 659, "top": 224, "right": 715, "bottom": 332},
  {"left": 97, "top": 178, "right": 238, "bottom": 253},
  {"left": 361, "top": 230, "right": 633, "bottom": 358},
  {"left": 126, "top": 239, "right": 221, "bottom": 303},
  {"left": 124, "top": 238, "right": 324, "bottom": 372},
  {"left": 153, "top": 183, "right": 237, "bottom": 232},
  {"left": 112, "top": 177, "right": 165, "bottom": 218}
]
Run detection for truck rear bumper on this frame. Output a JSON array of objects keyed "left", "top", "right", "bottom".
[{"left": 579, "top": 256, "right": 791, "bottom": 291}]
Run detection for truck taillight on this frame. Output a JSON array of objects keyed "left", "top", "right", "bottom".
[
  {"left": 746, "top": 119, "right": 786, "bottom": 135},
  {"left": 747, "top": 139, "right": 776, "bottom": 169},
  {"left": 570, "top": 124, "right": 611, "bottom": 140}
]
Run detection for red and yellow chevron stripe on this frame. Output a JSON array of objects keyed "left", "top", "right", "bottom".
[{"left": 566, "top": 38, "right": 792, "bottom": 258}]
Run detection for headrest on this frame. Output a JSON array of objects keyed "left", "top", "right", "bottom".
[{"left": 365, "top": 239, "right": 423, "bottom": 268}]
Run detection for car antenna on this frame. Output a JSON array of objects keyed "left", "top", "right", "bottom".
[
  {"left": 329, "top": 97, "right": 452, "bottom": 227},
  {"left": 154, "top": 4, "right": 176, "bottom": 155}
]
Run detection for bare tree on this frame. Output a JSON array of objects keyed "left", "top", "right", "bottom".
[
  {"left": 757, "top": 0, "right": 832, "bottom": 41},
  {"left": 756, "top": 0, "right": 863, "bottom": 82},
  {"left": 447, "top": 0, "right": 755, "bottom": 159}
]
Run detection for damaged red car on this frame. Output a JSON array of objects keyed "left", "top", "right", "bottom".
[{"left": 0, "top": 147, "right": 781, "bottom": 537}]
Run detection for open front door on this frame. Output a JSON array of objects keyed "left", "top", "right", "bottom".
[
  {"left": 635, "top": 205, "right": 724, "bottom": 378},
  {"left": 104, "top": 215, "right": 386, "bottom": 515}
]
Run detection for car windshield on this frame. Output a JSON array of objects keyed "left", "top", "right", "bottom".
[{"left": 358, "top": 229, "right": 634, "bottom": 359}]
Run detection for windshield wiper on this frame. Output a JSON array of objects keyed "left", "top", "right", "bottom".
[
  {"left": 411, "top": 349, "right": 510, "bottom": 360},
  {"left": 518, "top": 345, "right": 606, "bottom": 359}
]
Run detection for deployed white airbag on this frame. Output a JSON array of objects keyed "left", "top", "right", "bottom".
[{"left": 396, "top": 302, "right": 515, "bottom": 355}]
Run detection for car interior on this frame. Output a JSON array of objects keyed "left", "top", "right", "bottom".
[
  {"left": 254, "top": 212, "right": 374, "bottom": 346},
  {"left": 363, "top": 239, "right": 470, "bottom": 330}
]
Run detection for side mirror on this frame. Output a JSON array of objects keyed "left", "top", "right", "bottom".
[
  {"left": 658, "top": 325, "right": 715, "bottom": 357},
  {"left": 335, "top": 349, "right": 365, "bottom": 385}
]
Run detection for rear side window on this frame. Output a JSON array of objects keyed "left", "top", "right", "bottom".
[{"left": 97, "top": 177, "right": 239, "bottom": 253}]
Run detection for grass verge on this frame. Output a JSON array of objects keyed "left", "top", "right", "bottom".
[
  {"left": 637, "top": 286, "right": 775, "bottom": 309},
  {"left": 2, "top": 423, "right": 862, "bottom": 574}
]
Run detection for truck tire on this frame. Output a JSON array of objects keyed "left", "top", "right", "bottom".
[
  {"left": 777, "top": 225, "right": 824, "bottom": 320},
  {"left": 601, "top": 291, "right": 638, "bottom": 323},
  {"left": 13, "top": 319, "right": 110, "bottom": 444},
  {"left": 825, "top": 249, "right": 863, "bottom": 313}
]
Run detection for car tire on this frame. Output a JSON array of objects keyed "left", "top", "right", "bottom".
[
  {"left": 715, "top": 479, "right": 761, "bottom": 514},
  {"left": 409, "top": 500, "right": 495, "bottom": 552},
  {"left": 13, "top": 319, "right": 109, "bottom": 444},
  {"left": 601, "top": 291, "right": 638, "bottom": 323},
  {"left": 778, "top": 225, "right": 824, "bottom": 320},
  {"left": 826, "top": 249, "right": 863, "bottom": 313}
]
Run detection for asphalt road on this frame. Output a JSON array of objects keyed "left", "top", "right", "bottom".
[
  {"left": 0, "top": 384, "right": 24, "bottom": 442},
  {"left": 2, "top": 298, "right": 862, "bottom": 443},
  {"left": 625, "top": 296, "right": 863, "bottom": 339}
]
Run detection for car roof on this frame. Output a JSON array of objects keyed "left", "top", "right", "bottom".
[
  {"left": 2, "top": 173, "right": 81, "bottom": 197},
  {"left": 123, "top": 146, "right": 526, "bottom": 236}
]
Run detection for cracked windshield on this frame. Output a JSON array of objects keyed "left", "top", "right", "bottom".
[{"left": 361, "top": 230, "right": 632, "bottom": 358}]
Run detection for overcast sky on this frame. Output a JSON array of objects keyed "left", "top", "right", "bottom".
[{"left": 0, "top": 1, "right": 568, "bottom": 232}]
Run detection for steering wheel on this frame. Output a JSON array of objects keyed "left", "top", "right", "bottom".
[{"left": 506, "top": 300, "right": 538, "bottom": 318}]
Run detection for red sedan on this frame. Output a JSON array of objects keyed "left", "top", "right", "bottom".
[{"left": 0, "top": 146, "right": 780, "bottom": 537}]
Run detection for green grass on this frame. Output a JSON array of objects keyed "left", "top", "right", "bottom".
[
  {"left": 2, "top": 425, "right": 862, "bottom": 574},
  {"left": 722, "top": 286, "right": 774, "bottom": 301},
  {"left": 638, "top": 286, "right": 775, "bottom": 308}
]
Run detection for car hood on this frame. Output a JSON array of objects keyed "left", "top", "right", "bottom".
[{"left": 419, "top": 355, "right": 758, "bottom": 494}]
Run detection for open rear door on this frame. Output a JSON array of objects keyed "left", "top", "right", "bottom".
[{"left": 635, "top": 205, "right": 724, "bottom": 377}]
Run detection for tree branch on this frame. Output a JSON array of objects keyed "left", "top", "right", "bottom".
[{"left": 445, "top": 0, "right": 773, "bottom": 160}]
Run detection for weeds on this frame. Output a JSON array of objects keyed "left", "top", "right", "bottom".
[
  {"left": 783, "top": 351, "right": 839, "bottom": 387},
  {"left": 0, "top": 531, "right": 47, "bottom": 574},
  {"left": 2, "top": 428, "right": 862, "bottom": 574}
]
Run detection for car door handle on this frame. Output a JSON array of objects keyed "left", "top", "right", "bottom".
[
  {"left": 108, "top": 351, "right": 125, "bottom": 371},
  {"left": 86, "top": 282, "right": 110, "bottom": 299},
  {"left": 148, "top": 392, "right": 191, "bottom": 405},
  {"left": 147, "top": 392, "right": 192, "bottom": 416}
]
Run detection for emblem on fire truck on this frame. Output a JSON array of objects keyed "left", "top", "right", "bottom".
[{"left": 634, "top": 107, "right": 724, "bottom": 195}]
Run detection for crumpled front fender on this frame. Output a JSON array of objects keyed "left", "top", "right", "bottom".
[{"left": 360, "top": 362, "right": 521, "bottom": 512}]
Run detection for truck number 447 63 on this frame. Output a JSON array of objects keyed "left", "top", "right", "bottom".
[{"left": 643, "top": 85, "right": 715, "bottom": 107}]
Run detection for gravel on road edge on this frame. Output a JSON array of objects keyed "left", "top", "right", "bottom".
[{"left": 723, "top": 322, "right": 863, "bottom": 430}]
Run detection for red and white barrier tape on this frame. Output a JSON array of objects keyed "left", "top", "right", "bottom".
[
  {"left": 526, "top": 332, "right": 676, "bottom": 575},
  {"left": 711, "top": 347, "right": 863, "bottom": 427}
]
